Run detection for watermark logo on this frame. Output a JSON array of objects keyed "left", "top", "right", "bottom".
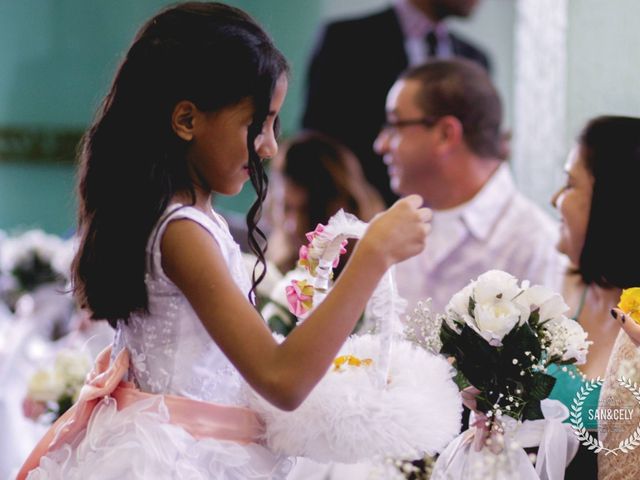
[{"left": 570, "top": 377, "right": 640, "bottom": 455}]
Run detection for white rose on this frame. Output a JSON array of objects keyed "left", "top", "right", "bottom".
[
  {"left": 27, "top": 369, "right": 66, "bottom": 402},
  {"left": 474, "top": 299, "right": 521, "bottom": 346},
  {"left": 515, "top": 285, "right": 569, "bottom": 322},
  {"left": 473, "top": 270, "right": 521, "bottom": 304},
  {"left": 446, "top": 283, "right": 475, "bottom": 318},
  {"left": 54, "top": 349, "right": 92, "bottom": 385},
  {"left": 444, "top": 283, "right": 475, "bottom": 331}
]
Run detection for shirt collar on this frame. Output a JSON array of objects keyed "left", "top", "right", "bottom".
[
  {"left": 436, "top": 163, "right": 516, "bottom": 241},
  {"left": 393, "top": 0, "right": 449, "bottom": 39}
]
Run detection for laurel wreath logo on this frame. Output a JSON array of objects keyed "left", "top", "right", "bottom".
[{"left": 570, "top": 376, "right": 640, "bottom": 456}]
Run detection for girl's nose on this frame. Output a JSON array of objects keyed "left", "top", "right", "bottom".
[{"left": 255, "top": 132, "right": 278, "bottom": 160}]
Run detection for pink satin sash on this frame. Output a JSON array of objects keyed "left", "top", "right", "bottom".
[{"left": 17, "top": 346, "right": 264, "bottom": 480}]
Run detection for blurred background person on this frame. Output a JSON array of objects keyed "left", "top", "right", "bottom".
[
  {"left": 266, "top": 131, "right": 385, "bottom": 277},
  {"left": 548, "top": 116, "right": 640, "bottom": 480},
  {"left": 548, "top": 117, "right": 640, "bottom": 479},
  {"left": 375, "top": 59, "right": 564, "bottom": 315},
  {"left": 302, "top": 0, "right": 490, "bottom": 206}
]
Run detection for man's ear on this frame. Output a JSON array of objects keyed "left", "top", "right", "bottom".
[
  {"left": 434, "top": 115, "right": 464, "bottom": 154},
  {"left": 171, "top": 100, "right": 199, "bottom": 141}
]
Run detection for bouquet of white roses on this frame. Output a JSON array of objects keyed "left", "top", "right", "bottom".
[
  {"left": 421, "top": 270, "right": 586, "bottom": 479},
  {"left": 438, "top": 270, "right": 589, "bottom": 424},
  {"left": 22, "top": 348, "right": 92, "bottom": 423}
]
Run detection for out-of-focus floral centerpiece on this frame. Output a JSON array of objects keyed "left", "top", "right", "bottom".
[
  {"left": 22, "top": 348, "right": 92, "bottom": 424},
  {"left": 0, "top": 229, "right": 76, "bottom": 313}
]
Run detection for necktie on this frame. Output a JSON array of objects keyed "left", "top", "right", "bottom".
[{"left": 426, "top": 30, "right": 438, "bottom": 58}]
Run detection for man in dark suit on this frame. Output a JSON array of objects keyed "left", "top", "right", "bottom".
[{"left": 302, "top": 0, "right": 490, "bottom": 206}]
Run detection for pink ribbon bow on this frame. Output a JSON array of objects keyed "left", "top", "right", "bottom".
[{"left": 18, "top": 346, "right": 264, "bottom": 479}]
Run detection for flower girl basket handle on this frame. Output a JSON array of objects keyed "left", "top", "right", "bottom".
[{"left": 303, "top": 211, "right": 406, "bottom": 389}]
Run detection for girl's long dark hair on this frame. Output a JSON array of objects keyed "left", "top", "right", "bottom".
[{"left": 73, "top": 2, "right": 288, "bottom": 326}]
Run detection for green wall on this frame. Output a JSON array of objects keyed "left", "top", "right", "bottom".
[
  {"left": 567, "top": 0, "right": 640, "bottom": 142},
  {"left": 0, "top": 0, "right": 321, "bottom": 235},
  {"left": 10, "top": 0, "right": 628, "bottom": 234}
]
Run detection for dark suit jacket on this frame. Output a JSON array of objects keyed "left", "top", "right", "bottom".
[{"left": 302, "top": 7, "right": 491, "bottom": 205}]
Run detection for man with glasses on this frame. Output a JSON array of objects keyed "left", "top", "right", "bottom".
[{"left": 375, "top": 59, "right": 564, "bottom": 314}]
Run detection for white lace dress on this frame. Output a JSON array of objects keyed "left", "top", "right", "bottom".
[{"left": 27, "top": 204, "right": 293, "bottom": 479}]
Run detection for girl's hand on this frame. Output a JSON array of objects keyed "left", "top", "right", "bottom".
[
  {"left": 359, "top": 194, "right": 431, "bottom": 270},
  {"left": 612, "top": 307, "right": 640, "bottom": 347}
]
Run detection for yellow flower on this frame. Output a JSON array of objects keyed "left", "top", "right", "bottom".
[
  {"left": 332, "top": 355, "right": 373, "bottom": 371},
  {"left": 298, "top": 256, "right": 319, "bottom": 276},
  {"left": 619, "top": 288, "right": 640, "bottom": 324}
]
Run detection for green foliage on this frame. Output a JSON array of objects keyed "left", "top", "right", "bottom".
[{"left": 440, "top": 316, "right": 555, "bottom": 421}]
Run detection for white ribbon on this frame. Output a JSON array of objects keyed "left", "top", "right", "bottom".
[
  {"left": 516, "top": 400, "right": 579, "bottom": 479},
  {"left": 432, "top": 399, "right": 579, "bottom": 480}
]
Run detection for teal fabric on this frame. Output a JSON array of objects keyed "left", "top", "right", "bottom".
[
  {"left": 547, "top": 286, "right": 599, "bottom": 430},
  {"left": 548, "top": 363, "right": 600, "bottom": 430}
]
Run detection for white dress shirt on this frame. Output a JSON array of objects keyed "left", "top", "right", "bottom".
[{"left": 397, "top": 164, "right": 567, "bottom": 315}]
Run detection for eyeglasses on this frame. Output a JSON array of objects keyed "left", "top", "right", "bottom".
[{"left": 379, "top": 117, "right": 439, "bottom": 135}]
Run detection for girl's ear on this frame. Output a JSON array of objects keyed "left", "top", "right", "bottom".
[{"left": 171, "top": 100, "right": 198, "bottom": 141}]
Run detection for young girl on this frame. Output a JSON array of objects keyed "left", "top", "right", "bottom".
[{"left": 18, "top": 3, "right": 430, "bottom": 479}]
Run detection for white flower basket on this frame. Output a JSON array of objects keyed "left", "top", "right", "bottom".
[{"left": 246, "top": 210, "right": 462, "bottom": 462}]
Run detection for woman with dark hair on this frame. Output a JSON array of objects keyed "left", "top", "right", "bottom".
[
  {"left": 18, "top": 3, "right": 431, "bottom": 478},
  {"left": 267, "top": 131, "right": 385, "bottom": 277},
  {"left": 548, "top": 115, "right": 640, "bottom": 479}
]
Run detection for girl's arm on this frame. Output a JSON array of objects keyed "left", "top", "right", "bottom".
[{"left": 162, "top": 195, "right": 430, "bottom": 410}]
